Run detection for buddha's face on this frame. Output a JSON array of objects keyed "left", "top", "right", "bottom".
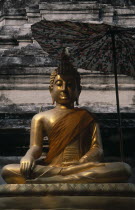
[{"left": 50, "top": 74, "right": 81, "bottom": 106}]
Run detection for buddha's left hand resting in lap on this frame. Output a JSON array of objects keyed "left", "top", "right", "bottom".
[{"left": 1, "top": 50, "right": 132, "bottom": 184}]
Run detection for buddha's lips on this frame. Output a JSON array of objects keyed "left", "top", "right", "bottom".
[{"left": 60, "top": 92, "right": 69, "bottom": 99}]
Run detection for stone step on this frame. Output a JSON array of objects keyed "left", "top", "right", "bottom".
[
  {"left": 0, "top": 1, "right": 135, "bottom": 29},
  {"left": 0, "top": 74, "right": 134, "bottom": 85},
  {"left": 0, "top": 83, "right": 134, "bottom": 90},
  {"left": 0, "top": 89, "right": 134, "bottom": 108},
  {"left": 0, "top": 35, "right": 18, "bottom": 48},
  {"left": 39, "top": 2, "right": 98, "bottom": 10},
  {"left": 0, "top": 184, "right": 135, "bottom": 209},
  {"left": 0, "top": 56, "right": 53, "bottom": 67}
]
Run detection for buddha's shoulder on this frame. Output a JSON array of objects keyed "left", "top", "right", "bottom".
[
  {"left": 79, "top": 108, "right": 96, "bottom": 121},
  {"left": 32, "top": 109, "right": 55, "bottom": 121}
]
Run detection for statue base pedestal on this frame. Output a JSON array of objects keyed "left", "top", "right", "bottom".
[{"left": 0, "top": 183, "right": 135, "bottom": 209}]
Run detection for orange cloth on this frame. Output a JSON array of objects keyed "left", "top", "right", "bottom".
[{"left": 45, "top": 108, "right": 93, "bottom": 163}]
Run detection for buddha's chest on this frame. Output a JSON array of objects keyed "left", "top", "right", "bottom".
[
  {"left": 62, "top": 137, "right": 81, "bottom": 163},
  {"left": 43, "top": 109, "right": 74, "bottom": 135},
  {"left": 48, "top": 124, "right": 91, "bottom": 166}
]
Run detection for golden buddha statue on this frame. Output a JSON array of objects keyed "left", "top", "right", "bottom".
[{"left": 1, "top": 49, "right": 132, "bottom": 184}]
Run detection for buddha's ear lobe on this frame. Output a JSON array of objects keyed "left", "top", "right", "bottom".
[
  {"left": 79, "top": 85, "right": 82, "bottom": 93},
  {"left": 76, "top": 98, "right": 79, "bottom": 106},
  {"left": 49, "top": 86, "right": 55, "bottom": 105},
  {"left": 76, "top": 86, "right": 81, "bottom": 105},
  {"left": 52, "top": 98, "right": 55, "bottom": 105},
  {"left": 51, "top": 95, "right": 55, "bottom": 105},
  {"left": 49, "top": 86, "right": 52, "bottom": 93},
  {"left": 78, "top": 85, "right": 82, "bottom": 97}
]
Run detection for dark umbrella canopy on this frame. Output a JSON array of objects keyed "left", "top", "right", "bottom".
[{"left": 31, "top": 20, "right": 135, "bottom": 77}]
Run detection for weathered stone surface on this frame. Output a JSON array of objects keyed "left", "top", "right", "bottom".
[
  {"left": 0, "top": 0, "right": 40, "bottom": 10},
  {"left": 0, "top": 184, "right": 135, "bottom": 209},
  {"left": 0, "top": 89, "right": 134, "bottom": 112},
  {"left": 1, "top": 43, "right": 48, "bottom": 57},
  {"left": 0, "top": 183, "right": 135, "bottom": 195},
  {"left": 1, "top": 196, "right": 135, "bottom": 209},
  {"left": 0, "top": 1, "right": 135, "bottom": 27},
  {"left": 0, "top": 35, "right": 18, "bottom": 49},
  {"left": 99, "top": 0, "right": 135, "bottom": 6}
]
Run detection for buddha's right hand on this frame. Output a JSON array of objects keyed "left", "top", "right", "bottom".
[{"left": 20, "top": 155, "right": 35, "bottom": 179}]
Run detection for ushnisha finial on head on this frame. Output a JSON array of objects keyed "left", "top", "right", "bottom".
[
  {"left": 57, "top": 47, "right": 77, "bottom": 75},
  {"left": 50, "top": 47, "right": 81, "bottom": 88}
]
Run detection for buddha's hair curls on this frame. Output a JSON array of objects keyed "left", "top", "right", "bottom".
[{"left": 49, "top": 69, "right": 81, "bottom": 90}]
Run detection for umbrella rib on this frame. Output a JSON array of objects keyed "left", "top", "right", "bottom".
[
  {"left": 43, "top": 21, "right": 90, "bottom": 37},
  {"left": 120, "top": 32, "right": 135, "bottom": 47},
  {"left": 78, "top": 32, "right": 108, "bottom": 56},
  {"left": 44, "top": 26, "right": 106, "bottom": 42},
  {"left": 84, "top": 33, "right": 110, "bottom": 70},
  {"left": 38, "top": 21, "right": 109, "bottom": 42},
  {"left": 85, "top": 36, "right": 110, "bottom": 69},
  {"left": 117, "top": 33, "right": 135, "bottom": 75},
  {"left": 75, "top": 33, "right": 107, "bottom": 54},
  {"left": 55, "top": 21, "right": 107, "bottom": 36}
]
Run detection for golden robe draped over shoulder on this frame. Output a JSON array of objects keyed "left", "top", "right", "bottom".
[{"left": 45, "top": 108, "right": 94, "bottom": 164}]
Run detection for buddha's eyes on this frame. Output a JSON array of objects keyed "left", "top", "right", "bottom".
[
  {"left": 55, "top": 81, "right": 62, "bottom": 86},
  {"left": 55, "top": 80, "right": 74, "bottom": 88}
]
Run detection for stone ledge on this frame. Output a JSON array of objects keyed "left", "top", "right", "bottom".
[
  {"left": 0, "top": 183, "right": 135, "bottom": 196},
  {"left": 0, "top": 195, "right": 135, "bottom": 210},
  {"left": 0, "top": 184, "right": 135, "bottom": 209},
  {"left": 0, "top": 1, "right": 135, "bottom": 28},
  {"left": 0, "top": 84, "right": 134, "bottom": 91}
]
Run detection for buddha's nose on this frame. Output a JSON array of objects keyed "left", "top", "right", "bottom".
[{"left": 62, "top": 83, "right": 67, "bottom": 91}]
